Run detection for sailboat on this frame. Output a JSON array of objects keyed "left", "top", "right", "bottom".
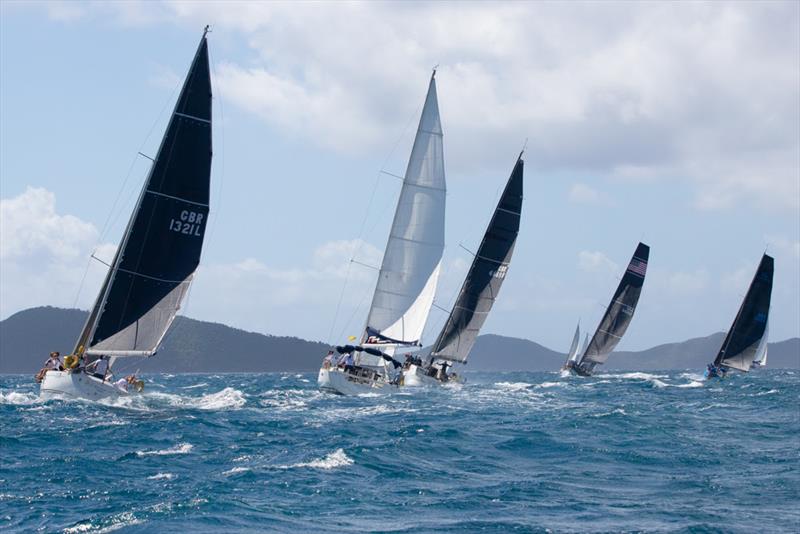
[
  {"left": 567, "top": 242, "right": 650, "bottom": 376},
  {"left": 402, "top": 154, "right": 523, "bottom": 386},
  {"left": 39, "top": 29, "right": 213, "bottom": 400},
  {"left": 318, "top": 71, "right": 446, "bottom": 395},
  {"left": 705, "top": 254, "right": 773, "bottom": 379},
  {"left": 560, "top": 321, "right": 586, "bottom": 373}
]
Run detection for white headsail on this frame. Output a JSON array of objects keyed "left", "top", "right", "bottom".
[
  {"left": 364, "top": 73, "right": 445, "bottom": 347},
  {"left": 567, "top": 323, "right": 581, "bottom": 364}
]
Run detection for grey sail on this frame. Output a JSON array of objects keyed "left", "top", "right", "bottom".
[
  {"left": 75, "top": 31, "right": 212, "bottom": 360},
  {"left": 363, "top": 72, "right": 446, "bottom": 347},
  {"left": 578, "top": 242, "right": 650, "bottom": 371},
  {"left": 431, "top": 154, "right": 523, "bottom": 363},
  {"left": 714, "top": 254, "right": 773, "bottom": 372}
]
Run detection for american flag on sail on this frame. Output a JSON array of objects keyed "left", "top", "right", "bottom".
[{"left": 627, "top": 257, "right": 648, "bottom": 277}]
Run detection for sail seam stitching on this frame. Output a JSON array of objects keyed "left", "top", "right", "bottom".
[
  {"left": 117, "top": 268, "right": 189, "bottom": 284},
  {"left": 146, "top": 189, "right": 209, "bottom": 207},
  {"left": 174, "top": 111, "right": 211, "bottom": 124}
]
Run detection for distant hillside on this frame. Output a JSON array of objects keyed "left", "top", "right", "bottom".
[
  {"left": 1, "top": 307, "right": 798, "bottom": 373},
  {"left": 0, "top": 307, "right": 327, "bottom": 373},
  {"left": 472, "top": 333, "right": 800, "bottom": 371}
]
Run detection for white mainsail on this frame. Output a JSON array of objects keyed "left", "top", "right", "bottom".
[
  {"left": 364, "top": 73, "right": 445, "bottom": 347},
  {"left": 566, "top": 323, "right": 581, "bottom": 363}
]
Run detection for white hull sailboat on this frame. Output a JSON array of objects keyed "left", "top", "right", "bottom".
[
  {"left": 39, "top": 29, "right": 213, "bottom": 400},
  {"left": 402, "top": 153, "right": 524, "bottom": 386},
  {"left": 318, "top": 71, "right": 446, "bottom": 395}
]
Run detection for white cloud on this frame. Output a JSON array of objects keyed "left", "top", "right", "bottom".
[
  {"left": 185, "top": 239, "right": 382, "bottom": 339},
  {"left": 0, "top": 187, "right": 97, "bottom": 262},
  {"left": 578, "top": 250, "right": 619, "bottom": 275},
  {"left": 21, "top": 1, "right": 799, "bottom": 211},
  {"left": 568, "top": 183, "right": 612, "bottom": 205},
  {"left": 0, "top": 187, "right": 111, "bottom": 318}
]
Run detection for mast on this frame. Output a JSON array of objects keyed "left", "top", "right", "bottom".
[
  {"left": 577, "top": 242, "right": 650, "bottom": 371},
  {"left": 714, "top": 254, "right": 773, "bottom": 372},
  {"left": 75, "top": 29, "right": 212, "bottom": 361},
  {"left": 362, "top": 70, "right": 446, "bottom": 348},
  {"left": 431, "top": 153, "right": 523, "bottom": 363}
]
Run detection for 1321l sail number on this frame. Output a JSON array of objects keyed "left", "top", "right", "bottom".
[{"left": 168, "top": 210, "right": 204, "bottom": 237}]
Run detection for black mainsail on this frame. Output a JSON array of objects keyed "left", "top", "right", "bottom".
[
  {"left": 713, "top": 253, "right": 773, "bottom": 372},
  {"left": 576, "top": 242, "right": 649, "bottom": 374},
  {"left": 430, "top": 154, "right": 523, "bottom": 363},
  {"left": 74, "top": 30, "right": 212, "bottom": 361}
]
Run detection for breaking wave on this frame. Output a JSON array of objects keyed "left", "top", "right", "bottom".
[{"left": 136, "top": 443, "right": 194, "bottom": 457}]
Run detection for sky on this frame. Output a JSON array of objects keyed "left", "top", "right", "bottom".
[{"left": 1, "top": 1, "right": 798, "bottom": 353}]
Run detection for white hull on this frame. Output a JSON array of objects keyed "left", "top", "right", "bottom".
[
  {"left": 40, "top": 370, "right": 128, "bottom": 401},
  {"left": 401, "top": 364, "right": 441, "bottom": 387},
  {"left": 401, "top": 364, "right": 464, "bottom": 387},
  {"left": 317, "top": 367, "right": 396, "bottom": 395}
]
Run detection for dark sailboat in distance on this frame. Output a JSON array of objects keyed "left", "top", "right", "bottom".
[
  {"left": 402, "top": 152, "right": 523, "bottom": 386},
  {"left": 38, "top": 28, "right": 213, "bottom": 400},
  {"left": 705, "top": 253, "right": 773, "bottom": 379},
  {"left": 567, "top": 242, "right": 650, "bottom": 377}
]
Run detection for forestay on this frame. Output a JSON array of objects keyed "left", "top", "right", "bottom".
[
  {"left": 579, "top": 242, "right": 650, "bottom": 368},
  {"left": 76, "top": 32, "right": 212, "bottom": 359},
  {"left": 364, "top": 73, "right": 446, "bottom": 346},
  {"left": 714, "top": 254, "right": 773, "bottom": 372},
  {"left": 432, "top": 155, "right": 523, "bottom": 363}
]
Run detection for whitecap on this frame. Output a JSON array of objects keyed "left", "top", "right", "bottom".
[
  {"left": 280, "top": 449, "right": 354, "bottom": 470},
  {"left": 180, "top": 383, "right": 208, "bottom": 390},
  {"left": 136, "top": 443, "right": 193, "bottom": 457},
  {"left": 147, "top": 473, "right": 176, "bottom": 480},
  {"left": 592, "top": 408, "right": 627, "bottom": 417},
  {"left": 197, "top": 388, "right": 246, "bottom": 410},
  {"left": 535, "top": 382, "right": 564, "bottom": 389},
  {"left": 494, "top": 382, "right": 532, "bottom": 391},
  {"left": 0, "top": 391, "right": 40, "bottom": 405},
  {"left": 755, "top": 389, "right": 779, "bottom": 396},
  {"left": 222, "top": 466, "right": 251, "bottom": 476}
]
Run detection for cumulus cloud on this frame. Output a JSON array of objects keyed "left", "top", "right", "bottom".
[
  {"left": 186, "top": 239, "right": 382, "bottom": 339},
  {"left": 17, "top": 1, "right": 799, "bottom": 210},
  {"left": 0, "top": 187, "right": 112, "bottom": 318}
]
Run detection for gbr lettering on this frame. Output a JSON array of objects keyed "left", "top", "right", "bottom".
[{"left": 168, "top": 210, "right": 204, "bottom": 237}]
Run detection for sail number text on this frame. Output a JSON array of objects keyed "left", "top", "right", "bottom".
[{"left": 168, "top": 210, "right": 204, "bottom": 237}]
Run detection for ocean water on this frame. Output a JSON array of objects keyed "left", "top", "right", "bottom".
[{"left": 1, "top": 370, "right": 798, "bottom": 533}]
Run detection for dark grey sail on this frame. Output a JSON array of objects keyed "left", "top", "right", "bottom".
[
  {"left": 713, "top": 253, "right": 773, "bottom": 372},
  {"left": 431, "top": 154, "right": 523, "bottom": 363},
  {"left": 75, "top": 30, "right": 212, "bottom": 359},
  {"left": 577, "top": 242, "right": 649, "bottom": 372}
]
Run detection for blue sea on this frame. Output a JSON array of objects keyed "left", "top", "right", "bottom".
[{"left": 1, "top": 370, "right": 798, "bottom": 533}]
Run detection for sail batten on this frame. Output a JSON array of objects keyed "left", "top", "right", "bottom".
[
  {"left": 77, "top": 32, "right": 212, "bottom": 361},
  {"left": 715, "top": 254, "right": 773, "bottom": 372},
  {"left": 578, "top": 242, "right": 650, "bottom": 369},
  {"left": 432, "top": 155, "right": 523, "bottom": 363},
  {"left": 364, "top": 73, "right": 446, "bottom": 346}
]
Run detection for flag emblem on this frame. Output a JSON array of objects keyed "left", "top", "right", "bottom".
[{"left": 627, "top": 258, "right": 647, "bottom": 277}]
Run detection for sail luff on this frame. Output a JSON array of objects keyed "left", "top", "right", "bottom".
[
  {"left": 563, "top": 322, "right": 581, "bottom": 367},
  {"left": 84, "top": 31, "right": 212, "bottom": 358},
  {"left": 432, "top": 154, "right": 523, "bottom": 363},
  {"left": 363, "top": 72, "right": 445, "bottom": 346},
  {"left": 714, "top": 254, "right": 773, "bottom": 372},
  {"left": 578, "top": 242, "right": 650, "bottom": 368}
]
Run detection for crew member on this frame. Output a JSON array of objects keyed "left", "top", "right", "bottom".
[{"left": 86, "top": 356, "right": 110, "bottom": 380}]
